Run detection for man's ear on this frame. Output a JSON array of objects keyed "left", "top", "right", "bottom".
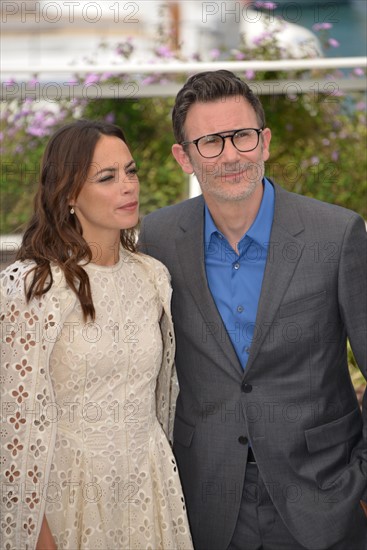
[
  {"left": 172, "top": 144, "right": 195, "bottom": 175},
  {"left": 261, "top": 127, "right": 271, "bottom": 162}
]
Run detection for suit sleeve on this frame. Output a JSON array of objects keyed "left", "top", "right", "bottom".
[
  {"left": 137, "top": 217, "right": 152, "bottom": 256},
  {"left": 337, "top": 214, "right": 367, "bottom": 486}
]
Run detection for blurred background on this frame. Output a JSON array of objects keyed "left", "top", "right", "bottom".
[{"left": 1, "top": 0, "right": 366, "bottom": 70}]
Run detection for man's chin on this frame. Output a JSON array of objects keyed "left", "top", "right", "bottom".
[
  {"left": 208, "top": 189, "right": 257, "bottom": 203},
  {"left": 217, "top": 181, "right": 260, "bottom": 202}
]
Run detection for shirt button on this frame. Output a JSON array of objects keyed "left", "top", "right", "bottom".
[
  {"left": 237, "top": 305, "right": 244, "bottom": 313},
  {"left": 241, "top": 382, "right": 252, "bottom": 393},
  {"left": 218, "top": 234, "right": 223, "bottom": 239},
  {"left": 245, "top": 347, "right": 250, "bottom": 354},
  {"left": 238, "top": 436, "right": 248, "bottom": 445},
  {"left": 233, "top": 262, "right": 240, "bottom": 270}
]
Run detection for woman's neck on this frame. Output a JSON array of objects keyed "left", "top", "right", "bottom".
[{"left": 88, "top": 238, "right": 120, "bottom": 266}]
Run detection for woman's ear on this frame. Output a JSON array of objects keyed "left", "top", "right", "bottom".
[
  {"left": 172, "top": 144, "right": 195, "bottom": 175},
  {"left": 68, "top": 198, "right": 76, "bottom": 214}
]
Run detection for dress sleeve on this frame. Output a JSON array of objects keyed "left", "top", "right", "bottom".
[
  {"left": 1, "top": 263, "right": 58, "bottom": 550},
  {"left": 149, "top": 259, "right": 178, "bottom": 444}
]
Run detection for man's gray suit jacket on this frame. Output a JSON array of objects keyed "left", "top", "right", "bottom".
[{"left": 138, "top": 181, "right": 367, "bottom": 550}]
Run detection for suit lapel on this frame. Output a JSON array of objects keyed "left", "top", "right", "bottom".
[
  {"left": 175, "top": 184, "right": 306, "bottom": 378},
  {"left": 244, "top": 183, "right": 305, "bottom": 374},
  {"left": 175, "top": 197, "right": 243, "bottom": 378}
]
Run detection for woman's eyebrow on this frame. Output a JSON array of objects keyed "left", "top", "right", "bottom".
[
  {"left": 93, "top": 160, "right": 135, "bottom": 177},
  {"left": 94, "top": 166, "right": 117, "bottom": 176},
  {"left": 124, "top": 160, "right": 135, "bottom": 170}
]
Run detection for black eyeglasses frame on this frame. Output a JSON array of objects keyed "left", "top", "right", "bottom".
[{"left": 181, "top": 128, "right": 264, "bottom": 158}]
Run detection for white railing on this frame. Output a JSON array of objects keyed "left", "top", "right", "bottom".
[
  {"left": 1, "top": 57, "right": 366, "bottom": 99},
  {"left": 2, "top": 57, "right": 366, "bottom": 73}
]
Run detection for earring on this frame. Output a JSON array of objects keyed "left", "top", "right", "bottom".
[{"left": 70, "top": 207, "right": 75, "bottom": 215}]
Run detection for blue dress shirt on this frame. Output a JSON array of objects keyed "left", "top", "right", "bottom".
[{"left": 204, "top": 179, "right": 275, "bottom": 369}]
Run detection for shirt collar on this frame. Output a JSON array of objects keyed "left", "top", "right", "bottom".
[{"left": 204, "top": 178, "right": 275, "bottom": 252}]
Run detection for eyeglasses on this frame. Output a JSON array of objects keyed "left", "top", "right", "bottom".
[{"left": 181, "top": 128, "right": 263, "bottom": 159}]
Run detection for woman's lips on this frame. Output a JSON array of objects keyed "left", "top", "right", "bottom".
[{"left": 117, "top": 201, "right": 138, "bottom": 211}]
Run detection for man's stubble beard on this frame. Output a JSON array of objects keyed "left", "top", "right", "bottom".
[{"left": 193, "top": 158, "right": 266, "bottom": 203}]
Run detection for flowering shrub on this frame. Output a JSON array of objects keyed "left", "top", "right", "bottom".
[{"left": 1, "top": 2, "right": 366, "bottom": 234}]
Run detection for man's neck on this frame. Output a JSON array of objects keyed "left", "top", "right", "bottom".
[{"left": 205, "top": 187, "right": 264, "bottom": 254}]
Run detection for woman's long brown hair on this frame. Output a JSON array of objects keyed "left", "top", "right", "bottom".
[{"left": 16, "top": 119, "right": 137, "bottom": 320}]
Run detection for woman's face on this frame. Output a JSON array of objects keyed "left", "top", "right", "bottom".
[{"left": 71, "top": 134, "right": 139, "bottom": 244}]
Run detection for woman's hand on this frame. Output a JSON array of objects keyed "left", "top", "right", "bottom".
[{"left": 36, "top": 516, "right": 57, "bottom": 550}]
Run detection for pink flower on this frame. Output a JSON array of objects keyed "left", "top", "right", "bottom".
[
  {"left": 141, "top": 76, "right": 156, "bottom": 86},
  {"left": 328, "top": 38, "right": 340, "bottom": 48},
  {"left": 85, "top": 73, "right": 100, "bottom": 85},
  {"left": 233, "top": 50, "right": 246, "bottom": 60},
  {"left": 101, "top": 72, "right": 113, "bottom": 81},
  {"left": 210, "top": 49, "right": 221, "bottom": 60},
  {"left": 105, "top": 113, "right": 115, "bottom": 123},
  {"left": 252, "top": 32, "right": 272, "bottom": 46},
  {"left": 245, "top": 70, "right": 255, "bottom": 80},
  {"left": 312, "top": 23, "right": 332, "bottom": 31},
  {"left": 156, "top": 45, "right": 174, "bottom": 59},
  {"left": 27, "top": 126, "right": 48, "bottom": 137},
  {"left": 353, "top": 68, "right": 365, "bottom": 77},
  {"left": 255, "top": 1, "right": 277, "bottom": 9}
]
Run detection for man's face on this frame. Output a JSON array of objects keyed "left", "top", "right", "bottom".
[{"left": 172, "top": 96, "right": 271, "bottom": 205}]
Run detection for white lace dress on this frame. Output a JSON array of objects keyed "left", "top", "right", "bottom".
[{"left": 44, "top": 254, "right": 192, "bottom": 549}]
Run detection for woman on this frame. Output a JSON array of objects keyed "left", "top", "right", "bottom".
[{"left": 1, "top": 120, "right": 193, "bottom": 550}]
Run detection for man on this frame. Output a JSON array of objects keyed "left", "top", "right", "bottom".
[{"left": 138, "top": 70, "right": 366, "bottom": 549}]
